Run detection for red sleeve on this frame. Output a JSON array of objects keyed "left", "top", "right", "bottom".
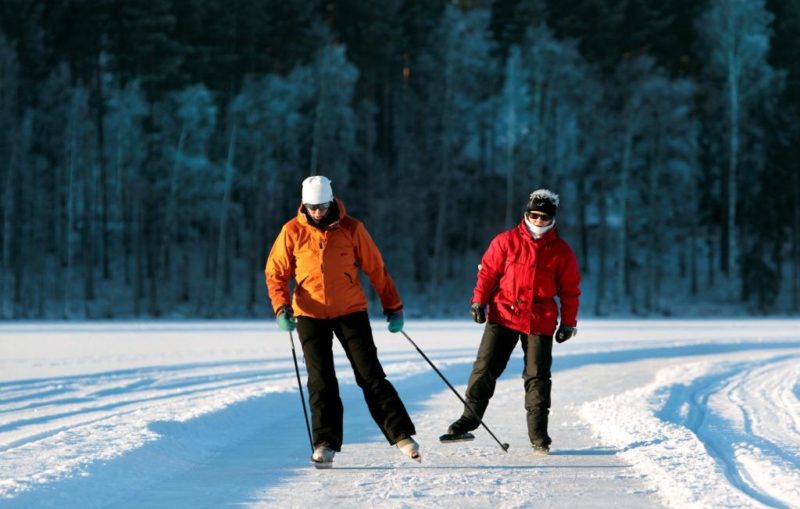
[
  {"left": 472, "top": 234, "right": 506, "bottom": 304},
  {"left": 556, "top": 242, "right": 581, "bottom": 327}
]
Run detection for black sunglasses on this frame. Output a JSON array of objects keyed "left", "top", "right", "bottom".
[
  {"left": 526, "top": 211, "right": 552, "bottom": 222},
  {"left": 306, "top": 203, "right": 331, "bottom": 212}
]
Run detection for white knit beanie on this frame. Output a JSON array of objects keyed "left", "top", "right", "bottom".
[{"left": 301, "top": 176, "right": 334, "bottom": 205}]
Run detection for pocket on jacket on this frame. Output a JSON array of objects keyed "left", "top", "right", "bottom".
[
  {"left": 535, "top": 267, "right": 557, "bottom": 297},
  {"left": 503, "top": 258, "right": 528, "bottom": 299}
]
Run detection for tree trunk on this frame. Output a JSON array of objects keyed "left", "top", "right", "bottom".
[
  {"left": 431, "top": 54, "right": 453, "bottom": 303},
  {"left": 793, "top": 167, "right": 799, "bottom": 312},
  {"left": 95, "top": 49, "right": 110, "bottom": 280},
  {"left": 248, "top": 152, "right": 264, "bottom": 314},
  {"left": 158, "top": 125, "right": 186, "bottom": 301},
  {"left": 12, "top": 146, "right": 22, "bottom": 318},
  {"left": 530, "top": 73, "right": 543, "bottom": 181},
  {"left": 725, "top": 9, "right": 740, "bottom": 284},
  {"left": 654, "top": 152, "right": 664, "bottom": 311},
  {"left": 147, "top": 217, "right": 159, "bottom": 317},
  {"left": 617, "top": 126, "right": 633, "bottom": 303},
  {"left": 645, "top": 125, "right": 664, "bottom": 312},
  {"left": 707, "top": 236, "right": 716, "bottom": 287},
  {"left": 82, "top": 160, "right": 95, "bottom": 316},
  {"left": 134, "top": 192, "right": 144, "bottom": 316},
  {"left": 2, "top": 130, "right": 17, "bottom": 318},
  {"left": 689, "top": 184, "right": 699, "bottom": 295},
  {"left": 594, "top": 181, "right": 607, "bottom": 316},
  {"left": 64, "top": 124, "right": 77, "bottom": 318},
  {"left": 504, "top": 99, "right": 517, "bottom": 229},
  {"left": 180, "top": 251, "right": 190, "bottom": 303},
  {"left": 118, "top": 128, "right": 132, "bottom": 286},
  {"left": 211, "top": 125, "right": 237, "bottom": 314},
  {"left": 310, "top": 78, "right": 323, "bottom": 176},
  {"left": 502, "top": 50, "right": 522, "bottom": 230},
  {"left": 578, "top": 173, "right": 590, "bottom": 276}
]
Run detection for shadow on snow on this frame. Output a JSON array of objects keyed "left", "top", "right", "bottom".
[{"left": 4, "top": 339, "right": 799, "bottom": 508}]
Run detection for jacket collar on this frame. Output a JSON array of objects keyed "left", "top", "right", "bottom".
[
  {"left": 516, "top": 218, "right": 558, "bottom": 244},
  {"left": 297, "top": 198, "right": 346, "bottom": 231}
]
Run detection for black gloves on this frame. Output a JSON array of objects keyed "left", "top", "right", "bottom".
[
  {"left": 470, "top": 303, "right": 487, "bottom": 324},
  {"left": 555, "top": 325, "right": 576, "bottom": 343}
]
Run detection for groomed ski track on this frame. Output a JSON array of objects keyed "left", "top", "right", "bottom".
[{"left": 0, "top": 320, "right": 798, "bottom": 508}]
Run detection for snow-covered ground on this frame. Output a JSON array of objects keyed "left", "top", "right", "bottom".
[{"left": 0, "top": 320, "right": 798, "bottom": 508}]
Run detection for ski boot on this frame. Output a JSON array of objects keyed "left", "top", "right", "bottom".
[
  {"left": 396, "top": 437, "right": 422, "bottom": 462},
  {"left": 311, "top": 444, "right": 335, "bottom": 469}
]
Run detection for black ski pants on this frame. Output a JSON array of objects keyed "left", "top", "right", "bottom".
[
  {"left": 296, "top": 311, "right": 416, "bottom": 451},
  {"left": 462, "top": 322, "right": 553, "bottom": 446}
]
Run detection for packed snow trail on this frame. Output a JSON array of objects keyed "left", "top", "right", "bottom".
[
  {"left": 255, "top": 357, "right": 660, "bottom": 508},
  {"left": 0, "top": 320, "right": 798, "bottom": 508}
]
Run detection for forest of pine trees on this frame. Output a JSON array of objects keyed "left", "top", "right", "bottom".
[{"left": 0, "top": 0, "right": 798, "bottom": 319}]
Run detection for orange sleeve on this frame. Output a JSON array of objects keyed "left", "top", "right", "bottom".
[
  {"left": 265, "top": 223, "right": 295, "bottom": 315},
  {"left": 353, "top": 222, "right": 402, "bottom": 313}
]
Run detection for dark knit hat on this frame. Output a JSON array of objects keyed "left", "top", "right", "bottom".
[{"left": 526, "top": 189, "right": 559, "bottom": 217}]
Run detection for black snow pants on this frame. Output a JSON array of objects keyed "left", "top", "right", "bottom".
[
  {"left": 462, "top": 322, "right": 553, "bottom": 447},
  {"left": 296, "top": 310, "right": 416, "bottom": 451}
]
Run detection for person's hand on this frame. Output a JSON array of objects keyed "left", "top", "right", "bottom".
[
  {"left": 470, "top": 303, "right": 486, "bottom": 324},
  {"left": 277, "top": 306, "right": 296, "bottom": 332},
  {"left": 386, "top": 309, "right": 404, "bottom": 333},
  {"left": 555, "top": 325, "right": 576, "bottom": 343}
]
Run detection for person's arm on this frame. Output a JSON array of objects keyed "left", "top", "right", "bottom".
[
  {"left": 556, "top": 244, "right": 581, "bottom": 327},
  {"left": 472, "top": 235, "right": 505, "bottom": 305},
  {"left": 352, "top": 222, "right": 402, "bottom": 313},
  {"left": 265, "top": 224, "right": 295, "bottom": 315}
]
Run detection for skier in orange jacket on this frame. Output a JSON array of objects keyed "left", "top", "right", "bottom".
[{"left": 266, "top": 175, "right": 419, "bottom": 465}]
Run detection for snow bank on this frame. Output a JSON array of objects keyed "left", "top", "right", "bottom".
[{"left": 580, "top": 352, "right": 800, "bottom": 508}]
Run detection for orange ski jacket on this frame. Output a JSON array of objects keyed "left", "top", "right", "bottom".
[{"left": 265, "top": 199, "right": 403, "bottom": 319}]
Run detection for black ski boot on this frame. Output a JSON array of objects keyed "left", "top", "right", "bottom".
[{"left": 440, "top": 415, "right": 479, "bottom": 442}]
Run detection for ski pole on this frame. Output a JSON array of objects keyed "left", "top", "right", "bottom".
[
  {"left": 400, "top": 330, "right": 509, "bottom": 452},
  {"left": 289, "top": 329, "right": 314, "bottom": 453}
]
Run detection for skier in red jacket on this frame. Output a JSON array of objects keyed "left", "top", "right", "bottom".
[{"left": 444, "top": 189, "right": 581, "bottom": 455}]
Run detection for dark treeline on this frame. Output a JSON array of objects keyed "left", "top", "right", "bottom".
[{"left": 0, "top": 0, "right": 798, "bottom": 319}]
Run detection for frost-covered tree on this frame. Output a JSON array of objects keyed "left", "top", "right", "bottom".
[
  {"left": 515, "top": 25, "right": 596, "bottom": 275},
  {"left": 499, "top": 46, "right": 530, "bottom": 229},
  {"left": 309, "top": 43, "right": 358, "bottom": 188},
  {"left": 104, "top": 80, "right": 148, "bottom": 293},
  {"left": 424, "top": 5, "right": 497, "bottom": 308},
  {"left": 23, "top": 64, "right": 97, "bottom": 318},
  {"left": 0, "top": 33, "right": 19, "bottom": 317},
  {"left": 513, "top": 26, "right": 594, "bottom": 192},
  {"left": 697, "top": 0, "right": 781, "bottom": 283},
  {"left": 230, "top": 66, "right": 315, "bottom": 312},
  {"left": 637, "top": 69, "right": 697, "bottom": 313},
  {"left": 607, "top": 57, "right": 697, "bottom": 313},
  {"left": 151, "top": 84, "right": 217, "bottom": 315}
]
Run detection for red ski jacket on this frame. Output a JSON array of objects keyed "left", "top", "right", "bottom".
[{"left": 472, "top": 221, "right": 581, "bottom": 336}]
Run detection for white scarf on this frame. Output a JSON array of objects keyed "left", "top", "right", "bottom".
[{"left": 524, "top": 216, "right": 556, "bottom": 239}]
